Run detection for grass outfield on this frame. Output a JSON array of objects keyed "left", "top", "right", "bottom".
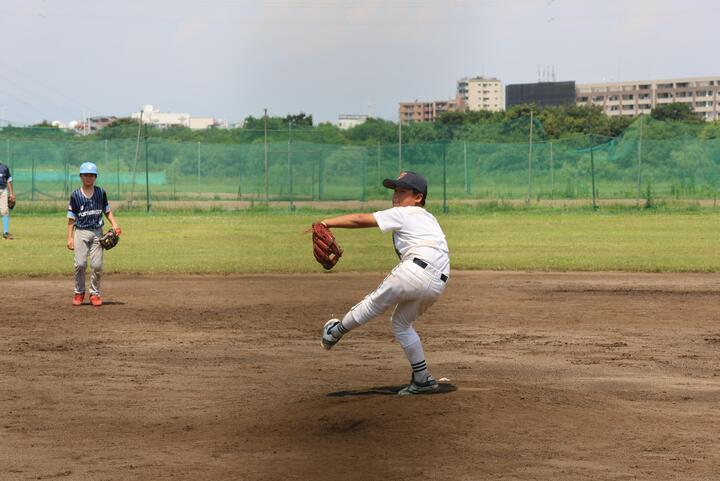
[{"left": 1, "top": 208, "right": 718, "bottom": 275}]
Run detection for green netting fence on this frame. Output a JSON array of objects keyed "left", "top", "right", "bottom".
[{"left": 1, "top": 117, "right": 718, "bottom": 208}]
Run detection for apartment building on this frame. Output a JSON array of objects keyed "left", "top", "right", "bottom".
[
  {"left": 457, "top": 76, "right": 504, "bottom": 112},
  {"left": 576, "top": 76, "right": 720, "bottom": 121},
  {"left": 398, "top": 99, "right": 459, "bottom": 124}
]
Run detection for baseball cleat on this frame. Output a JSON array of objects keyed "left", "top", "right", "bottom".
[
  {"left": 321, "top": 318, "right": 341, "bottom": 350},
  {"left": 398, "top": 374, "right": 439, "bottom": 396},
  {"left": 90, "top": 295, "right": 103, "bottom": 307},
  {"left": 72, "top": 292, "right": 85, "bottom": 306}
]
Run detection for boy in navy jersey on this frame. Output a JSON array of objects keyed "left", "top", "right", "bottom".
[
  {"left": 0, "top": 162, "right": 15, "bottom": 239},
  {"left": 66, "top": 162, "right": 121, "bottom": 306}
]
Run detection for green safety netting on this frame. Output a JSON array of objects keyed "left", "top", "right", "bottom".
[{"left": 0, "top": 117, "right": 717, "bottom": 204}]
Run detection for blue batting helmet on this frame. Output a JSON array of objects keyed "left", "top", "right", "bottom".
[{"left": 79, "top": 162, "right": 98, "bottom": 175}]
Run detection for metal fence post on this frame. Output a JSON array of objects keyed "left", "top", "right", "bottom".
[
  {"left": 590, "top": 134, "right": 598, "bottom": 210},
  {"left": 361, "top": 148, "right": 367, "bottom": 203},
  {"left": 197, "top": 141, "right": 201, "bottom": 197},
  {"left": 443, "top": 142, "right": 448, "bottom": 214},
  {"left": 527, "top": 111, "right": 534, "bottom": 204}
]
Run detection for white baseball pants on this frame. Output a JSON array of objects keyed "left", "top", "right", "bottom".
[{"left": 342, "top": 258, "right": 447, "bottom": 348}]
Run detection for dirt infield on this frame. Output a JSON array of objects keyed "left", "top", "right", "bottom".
[{"left": 2, "top": 272, "right": 719, "bottom": 480}]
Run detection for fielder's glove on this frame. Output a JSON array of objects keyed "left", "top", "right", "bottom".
[
  {"left": 8, "top": 197, "right": 15, "bottom": 210},
  {"left": 312, "top": 222, "right": 342, "bottom": 270},
  {"left": 99, "top": 228, "right": 120, "bottom": 250}
]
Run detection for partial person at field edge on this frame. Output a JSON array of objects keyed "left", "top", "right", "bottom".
[{"left": 0, "top": 161, "right": 15, "bottom": 239}]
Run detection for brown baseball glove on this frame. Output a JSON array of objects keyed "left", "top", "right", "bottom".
[
  {"left": 312, "top": 222, "right": 342, "bottom": 270},
  {"left": 99, "top": 228, "right": 120, "bottom": 250},
  {"left": 8, "top": 197, "right": 15, "bottom": 210}
]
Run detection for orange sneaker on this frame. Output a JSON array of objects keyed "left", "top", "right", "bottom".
[
  {"left": 90, "top": 295, "right": 103, "bottom": 307},
  {"left": 72, "top": 293, "right": 85, "bottom": 306}
]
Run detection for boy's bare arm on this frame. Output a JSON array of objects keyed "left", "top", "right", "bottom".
[
  {"left": 67, "top": 219, "right": 75, "bottom": 250},
  {"left": 320, "top": 213, "right": 377, "bottom": 229}
]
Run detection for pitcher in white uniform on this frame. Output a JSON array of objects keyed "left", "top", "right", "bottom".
[{"left": 319, "top": 171, "right": 450, "bottom": 395}]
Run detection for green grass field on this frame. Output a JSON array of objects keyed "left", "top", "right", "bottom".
[{"left": 1, "top": 208, "right": 718, "bottom": 276}]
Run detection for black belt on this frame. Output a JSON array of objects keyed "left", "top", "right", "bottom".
[{"left": 413, "top": 258, "right": 448, "bottom": 283}]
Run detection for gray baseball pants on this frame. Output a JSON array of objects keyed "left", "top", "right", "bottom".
[
  {"left": 0, "top": 188, "right": 9, "bottom": 216},
  {"left": 74, "top": 228, "right": 104, "bottom": 296}
]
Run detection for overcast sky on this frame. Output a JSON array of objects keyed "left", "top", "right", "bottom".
[{"left": 0, "top": 0, "right": 716, "bottom": 126}]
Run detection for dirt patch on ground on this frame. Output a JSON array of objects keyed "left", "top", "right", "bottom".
[{"left": 1, "top": 272, "right": 719, "bottom": 480}]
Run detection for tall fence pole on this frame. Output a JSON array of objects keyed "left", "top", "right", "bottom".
[
  {"left": 550, "top": 141, "right": 554, "bottom": 201},
  {"left": 236, "top": 148, "right": 243, "bottom": 200},
  {"left": 636, "top": 115, "right": 643, "bottom": 207},
  {"left": 464, "top": 141, "right": 469, "bottom": 194},
  {"left": 129, "top": 111, "right": 143, "bottom": 207},
  {"left": 31, "top": 153, "right": 35, "bottom": 200},
  {"left": 197, "top": 141, "right": 201, "bottom": 197},
  {"left": 64, "top": 148, "right": 69, "bottom": 198},
  {"left": 288, "top": 120, "right": 293, "bottom": 210},
  {"left": 398, "top": 119, "right": 403, "bottom": 173},
  {"left": 264, "top": 108, "right": 269, "bottom": 203},
  {"left": 318, "top": 157, "right": 325, "bottom": 200},
  {"left": 527, "top": 110, "right": 534, "bottom": 204},
  {"left": 376, "top": 141, "right": 381, "bottom": 188},
  {"left": 145, "top": 124, "right": 151, "bottom": 212},
  {"left": 590, "top": 134, "right": 598, "bottom": 210},
  {"left": 361, "top": 148, "right": 367, "bottom": 203},
  {"left": 443, "top": 143, "right": 448, "bottom": 214},
  {"left": 116, "top": 153, "right": 120, "bottom": 200}
]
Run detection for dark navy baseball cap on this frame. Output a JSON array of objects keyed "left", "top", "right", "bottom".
[{"left": 383, "top": 171, "right": 428, "bottom": 204}]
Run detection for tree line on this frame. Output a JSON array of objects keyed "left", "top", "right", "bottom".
[{"left": 2, "top": 102, "right": 718, "bottom": 145}]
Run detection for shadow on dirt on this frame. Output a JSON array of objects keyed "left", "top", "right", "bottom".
[{"left": 327, "top": 383, "right": 457, "bottom": 397}]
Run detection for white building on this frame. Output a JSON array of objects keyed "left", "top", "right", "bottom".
[
  {"left": 131, "top": 105, "right": 225, "bottom": 129},
  {"left": 457, "top": 76, "right": 505, "bottom": 112},
  {"left": 337, "top": 114, "right": 369, "bottom": 129}
]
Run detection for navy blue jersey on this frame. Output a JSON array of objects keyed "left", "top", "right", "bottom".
[
  {"left": 67, "top": 186, "right": 110, "bottom": 230},
  {"left": 0, "top": 163, "right": 11, "bottom": 189}
]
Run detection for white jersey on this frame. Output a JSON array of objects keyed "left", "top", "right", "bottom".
[{"left": 373, "top": 206, "right": 450, "bottom": 275}]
